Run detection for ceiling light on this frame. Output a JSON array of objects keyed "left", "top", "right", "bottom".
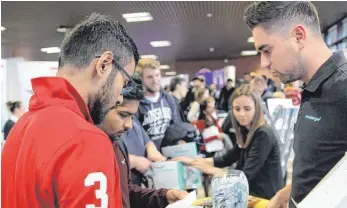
[
  {"left": 122, "top": 12, "right": 151, "bottom": 18},
  {"left": 125, "top": 16, "right": 153, "bottom": 22},
  {"left": 122, "top": 12, "right": 153, "bottom": 23},
  {"left": 241, "top": 50, "right": 258, "bottom": 56},
  {"left": 159, "top": 65, "right": 170, "bottom": 70},
  {"left": 150, "top": 41, "right": 171, "bottom": 47},
  {"left": 140, "top": 55, "right": 158, "bottom": 59},
  {"left": 247, "top": 37, "right": 254, "bottom": 43},
  {"left": 56, "top": 26, "right": 70, "bottom": 33},
  {"left": 209, "top": 48, "right": 215, "bottom": 52},
  {"left": 207, "top": 13, "right": 213, "bottom": 18},
  {"left": 41, "top": 47, "right": 61, "bottom": 54},
  {"left": 1, "top": 26, "right": 6, "bottom": 31},
  {"left": 165, "top": 71, "right": 177, "bottom": 76}
]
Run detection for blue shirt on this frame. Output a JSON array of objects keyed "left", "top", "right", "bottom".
[{"left": 122, "top": 119, "right": 151, "bottom": 157}]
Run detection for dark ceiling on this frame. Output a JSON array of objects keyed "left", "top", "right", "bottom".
[{"left": 2, "top": 1, "right": 347, "bottom": 68}]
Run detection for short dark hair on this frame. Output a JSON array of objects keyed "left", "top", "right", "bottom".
[
  {"left": 244, "top": 72, "right": 250, "bottom": 76},
  {"left": 59, "top": 13, "right": 139, "bottom": 69},
  {"left": 227, "top": 78, "right": 233, "bottom": 83},
  {"left": 122, "top": 75, "right": 145, "bottom": 100},
  {"left": 170, "top": 76, "right": 186, "bottom": 92},
  {"left": 244, "top": 2, "right": 321, "bottom": 35}
]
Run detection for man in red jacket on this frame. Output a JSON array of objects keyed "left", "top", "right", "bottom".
[
  {"left": 97, "top": 75, "right": 189, "bottom": 208},
  {"left": 1, "top": 13, "right": 139, "bottom": 208}
]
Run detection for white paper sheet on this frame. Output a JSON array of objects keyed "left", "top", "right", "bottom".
[
  {"left": 165, "top": 191, "right": 197, "bottom": 208},
  {"left": 299, "top": 152, "right": 347, "bottom": 208}
]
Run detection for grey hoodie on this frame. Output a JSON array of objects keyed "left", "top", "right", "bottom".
[{"left": 136, "top": 90, "right": 181, "bottom": 149}]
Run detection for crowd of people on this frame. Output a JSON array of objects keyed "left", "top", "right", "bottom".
[{"left": 2, "top": 1, "right": 347, "bottom": 208}]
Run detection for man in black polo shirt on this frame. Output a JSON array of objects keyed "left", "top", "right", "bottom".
[{"left": 244, "top": 2, "right": 347, "bottom": 208}]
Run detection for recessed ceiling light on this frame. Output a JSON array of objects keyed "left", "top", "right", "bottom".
[
  {"left": 57, "top": 26, "right": 70, "bottom": 33},
  {"left": 122, "top": 12, "right": 153, "bottom": 23},
  {"left": 140, "top": 55, "right": 158, "bottom": 59},
  {"left": 247, "top": 37, "right": 254, "bottom": 43},
  {"left": 41, "top": 47, "right": 61, "bottom": 54},
  {"left": 150, "top": 41, "right": 171, "bottom": 47},
  {"left": 122, "top": 12, "right": 151, "bottom": 18},
  {"left": 207, "top": 13, "right": 213, "bottom": 18},
  {"left": 165, "top": 71, "right": 177, "bottom": 76},
  {"left": 209, "top": 48, "right": 215, "bottom": 52},
  {"left": 159, "top": 65, "right": 170, "bottom": 70},
  {"left": 241, "top": 50, "right": 258, "bottom": 56},
  {"left": 1, "top": 26, "right": 6, "bottom": 31}
]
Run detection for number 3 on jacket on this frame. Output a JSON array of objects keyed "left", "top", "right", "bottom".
[{"left": 84, "top": 172, "right": 108, "bottom": 208}]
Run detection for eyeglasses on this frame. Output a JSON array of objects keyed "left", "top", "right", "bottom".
[{"left": 95, "top": 55, "right": 136, "bottom": 86}]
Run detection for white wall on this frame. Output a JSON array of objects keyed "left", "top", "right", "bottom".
[
  {"left": 1, "top": 59, "right": 58, "bottom": 134},
  {"left": 16, "top": 61, "right": 58, "bottom": 110},
  {"left": 224, "top": 65, "right": 236, "bottom": 86}
]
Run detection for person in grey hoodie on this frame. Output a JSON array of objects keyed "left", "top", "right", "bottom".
[{"left": 135, "top": 58, "right": 181, "bottom": 150}]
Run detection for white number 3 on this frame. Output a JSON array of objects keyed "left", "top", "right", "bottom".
[{"left": 84, "top": 172, "right": 108, "bottom": 208}]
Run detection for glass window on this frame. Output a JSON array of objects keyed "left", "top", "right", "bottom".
[
  {"left": 326, "top": 25, "right": 338, "bottom": 46},
  {"left": 329, "top": 45, "right": 337, "bottom": 52},
  {"left": 337, "top": 42, "right": 347, "bottom": 50},
  {"left": 342, "top": 17, "right": 347, "bottom": 39}
]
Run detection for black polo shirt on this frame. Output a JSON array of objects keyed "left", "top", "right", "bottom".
[{"left": 290, "top": 51, "right": 347, "bottom": 207}]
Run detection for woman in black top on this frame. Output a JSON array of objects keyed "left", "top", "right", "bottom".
[
  {"left": 174, "top": 85, "right": 283, "bottom": 199},
  {"left": 3, "top": 101, "right": 25, "bottom": 140}
]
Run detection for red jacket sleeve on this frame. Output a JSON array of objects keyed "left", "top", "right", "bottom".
[{"left": 43, "top": 130, "right": 122, "bottom": 208}]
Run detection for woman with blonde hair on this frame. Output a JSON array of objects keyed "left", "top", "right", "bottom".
[
  {"left": 175, "top": 84, "right": 283, "bottom": 199},
  {"left": 187, "top": 87, "right": 209, "bottom": 122}
]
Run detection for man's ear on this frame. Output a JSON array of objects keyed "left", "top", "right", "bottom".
[
  {"left": 95, "top": 51, "right": 114, "bottom": 78},
  {"left": 291, "top": 25, "right": 307, "bottom": 50}
]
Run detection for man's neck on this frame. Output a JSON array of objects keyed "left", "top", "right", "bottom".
[
  {"left": 56, "top": 69, "right": 89, "bottom": 104},
  {"left": 145, "top": 90, "right": 160, "bottom": 98},
  {"left": 302, "top": 42, "right": 333, "bottom": 84},
  {"left": 172, "top": 91, "right": 181, "bottom": 100}
]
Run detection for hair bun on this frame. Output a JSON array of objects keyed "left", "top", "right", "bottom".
[{"left": 6, "top": 101, "right": 13, "bottom": 108}]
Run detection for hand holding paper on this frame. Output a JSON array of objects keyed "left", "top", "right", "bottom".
[
  {"left": 172, "top": 157, "right": 194, "bottom": 165},
  {"left": 166, "top": 190, "right": 196, "bottom": 208},
  {"left": 166, "top": 189, "right": 189, "bottom": 204}
]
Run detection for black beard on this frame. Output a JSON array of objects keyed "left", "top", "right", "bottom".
[{"left": 89, "top": 69, "right": 117, "bottom": 125}]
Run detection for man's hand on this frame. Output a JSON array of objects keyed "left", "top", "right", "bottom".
[
  {"left": 217, "top": 134, "right": 224, "bottom": 140},
  {"left": 148, "top": 150, "right": 167, "bottom": 162},
  {"left": 133, "top": 156, "right": 152, "bottom": 174},
  {"left": 166, "top": 189, "right": 189, "bottom": 204},
  {"left": 266, "top": 185, "right": 291, "bottom": 208}
]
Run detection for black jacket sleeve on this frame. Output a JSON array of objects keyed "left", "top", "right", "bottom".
[
  {"left": 213, "top": 145, "right": 241, "bottom": 168},
  {"left": 129, "top": 184, "right": 169, "bottom": 208},
  {"left": 4, "top": 120, "right": 15, "bottom": 140},
  {"left": 241, "top": 131, "right": 273, "bottom": 181}
]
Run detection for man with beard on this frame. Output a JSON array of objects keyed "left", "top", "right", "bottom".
[
  {"left": 1, "top": 13, "right": 138, "bottom": 208},
  {"left": 135, "top": 58, "right": 181, "bottom": 149},
  {"left": 244, "top": 2, "right": 347, "bottom": 208},
  {"left": 98, "top": 75, "right": 188, "bottom": 208}
]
